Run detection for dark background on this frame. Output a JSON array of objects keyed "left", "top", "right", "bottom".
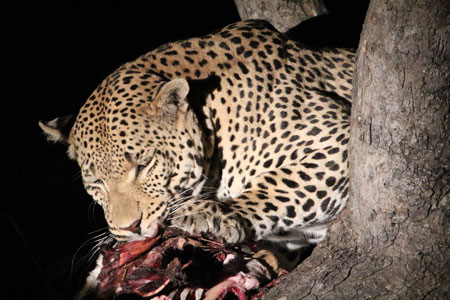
[{"left": 2, "top": 1, "right": 368, "bottom": 299}]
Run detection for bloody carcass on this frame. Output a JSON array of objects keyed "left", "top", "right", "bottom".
[{"left": 80, "top": 227, "right": 286, "bottom": 300}]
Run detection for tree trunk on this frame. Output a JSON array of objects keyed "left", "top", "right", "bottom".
[
  {"left": 233, "top": 0, "right": 328, "bottom": 32},
  {"left": 263, "top": 1, "right": 450, "bottom": 299}
]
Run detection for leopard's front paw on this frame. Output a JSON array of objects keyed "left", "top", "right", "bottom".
[{"left": 169, "top": 201, "right": 246, "bottom": 244}]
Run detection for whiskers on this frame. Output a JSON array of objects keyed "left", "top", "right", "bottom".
[
  {"left": 70, "top": 178, "right": 219, "bottom": 275},
  {"left": 166, "top": 184, "right": 218, "bottom": 221},
  {"left": 71, "top": 227, "right": 115, "bottom": 277},
  {"left": 70, "top": 169, "right": 83, "bottom": 184}
]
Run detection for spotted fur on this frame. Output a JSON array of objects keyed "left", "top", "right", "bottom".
[{"left": 40, "top": 21, "right": 354, "bottom": 255}]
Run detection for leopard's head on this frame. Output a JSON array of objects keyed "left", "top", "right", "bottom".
[{"left": 40, "top": 72, "right": 212, "bottom": 241}]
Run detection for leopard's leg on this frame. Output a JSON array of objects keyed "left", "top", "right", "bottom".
[{"left": 168, "top": 148, "right": 349, "bottom": 247}]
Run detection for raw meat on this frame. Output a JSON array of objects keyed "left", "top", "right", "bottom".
[{"left": 89, "top": 227, "right": 284, "bottom": 300}]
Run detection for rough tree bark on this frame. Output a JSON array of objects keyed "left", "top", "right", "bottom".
[
  {"left": 263, "top": 1, "right": 450, "bottom": 299},
  {"left": 234, "top": 0, "right": 328, "bottom": 32}
]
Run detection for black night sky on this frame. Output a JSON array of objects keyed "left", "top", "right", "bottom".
[{"left": 2, "top": 1, "right": 368, "bottom": 299}]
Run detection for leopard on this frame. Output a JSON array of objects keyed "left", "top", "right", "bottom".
[{"left": 40, "top": 20, "right": 354, "bottom": 269}]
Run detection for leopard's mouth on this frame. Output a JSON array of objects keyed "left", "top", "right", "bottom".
[
  {"left": 140, "top": 219, "right": 160, "bottom": 240},
  {"left": 109, "top": 217, "right": 161, "bottom": 243}
]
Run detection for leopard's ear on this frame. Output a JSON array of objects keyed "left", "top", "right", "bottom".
[
  {"left": 150, "top": 78, "right": 190, "bottom": 119},
  {"left": 38, "top": 115, "right": 76, "bottom": 144}
]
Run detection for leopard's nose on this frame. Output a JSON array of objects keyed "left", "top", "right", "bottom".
[{"left": 120, "top": 218, "right": 142, "bottom": 235}]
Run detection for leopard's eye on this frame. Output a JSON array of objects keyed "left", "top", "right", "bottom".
[
  {"left": 92, "top": 178, "right": 104, "bottom": 185},
  {"left": 136, "top": 164, "right": 146, "bottom": 173},
  {"left": 136, "top": 155, "right": 156, "bottom": 176}
]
